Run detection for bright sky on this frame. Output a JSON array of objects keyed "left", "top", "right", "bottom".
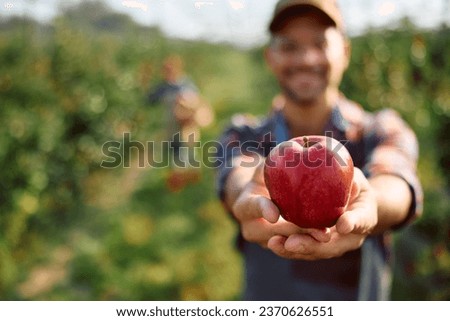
[{"left": 1, "top": 0, "right": 449, "bottom": 47}]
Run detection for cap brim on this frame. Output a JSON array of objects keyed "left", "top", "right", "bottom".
[{"left": 269, "top": 4, "right": 337, "bottom": 33}]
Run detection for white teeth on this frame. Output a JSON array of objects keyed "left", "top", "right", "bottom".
[{"left": 288, "top": 67, "right": 323, "bottom": 75}]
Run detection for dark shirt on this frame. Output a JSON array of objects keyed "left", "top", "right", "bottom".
[
  {"left": 147, "top": 77, "right": 198, "bottom": 138},
  {"left": 215, "top": 95, "right": 423, "bottom": 300}
]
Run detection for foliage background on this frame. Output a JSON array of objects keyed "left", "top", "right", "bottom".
[{"left": 0, "top": 1, "right": 448, "bottom": 300}]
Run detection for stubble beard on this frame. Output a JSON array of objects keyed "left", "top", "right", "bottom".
[{"left": 281, "top": 84, "right": 322, "bottom": 108}]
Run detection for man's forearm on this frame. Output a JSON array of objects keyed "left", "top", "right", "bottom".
[
  {"left": 369, "top": 174, "right": 413, "bottom": 234},
  {"left": 223, "top": 156, "right": 260, "bottom": 212}
]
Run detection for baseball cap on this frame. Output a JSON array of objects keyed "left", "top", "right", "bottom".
[{"left": 269, "top": 0, "right": 344, "bottom": 33}]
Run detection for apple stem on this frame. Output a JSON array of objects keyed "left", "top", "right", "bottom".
[{"left": 303, "top": 136, "right": 310, "bottom": 148}]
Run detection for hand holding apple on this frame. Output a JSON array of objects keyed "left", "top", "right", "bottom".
[{"left": 228, "top": 155, "right": 331, "bottom": 248}]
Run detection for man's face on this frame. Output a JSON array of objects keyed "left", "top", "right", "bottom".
[
  {"left": 266, "top": 12, "right": 350, "bottom": 105},
  {"left": 162, "top": 63, "right": 178, "bottom": 83},
  {"left": 162, "top": 57, "right": 183, "bottom": 83}
]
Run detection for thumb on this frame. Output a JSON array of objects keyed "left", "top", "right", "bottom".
[
  {"left": 349, "top": 176, "right": 361, "bottom": 202},
  {"left": 335, "top": 211, "right": 357, "bottom": 234},
  {"left": 258, "top": 196, "right": 280, "bottom": 223},
  {"left": 336, "top": 208, "right": 377, "bottom": 235}
]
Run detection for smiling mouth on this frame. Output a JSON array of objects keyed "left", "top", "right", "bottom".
[
  {"left": 290, "top": 71, "right": 325, "bottom": 85},
  {"left": 286, "top": 66, "right": 326, "bottom": 80}
]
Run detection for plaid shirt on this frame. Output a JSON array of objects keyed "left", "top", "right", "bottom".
[{"left": 215, "top": 95, "right": 423, "bottom": 300}]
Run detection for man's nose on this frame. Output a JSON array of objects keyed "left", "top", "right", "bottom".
[{"left": 291, "top": 45, "right": 324, "bottom": 66}]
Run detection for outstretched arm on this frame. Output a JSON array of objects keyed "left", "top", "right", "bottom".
[
  {"left": 223, "top": 155, "right": 416, "bottom": 261},
  {"left": 369, "top": 174, "right": 412, "bottom": 234}
]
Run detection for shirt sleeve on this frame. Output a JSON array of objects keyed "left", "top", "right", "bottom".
[
  {"left": 214, "top": 118, "right": 270, "bottom": 203},
  {"left": 215, "top": 127, "right": 243, "bottom": 203},
  {"left": 179, "top": 78, "right": 199, "bottom": 94},
  {"left": 363, "top": 109, "right": 423, "bottom": 229},
  {"left": 147, "top": 84, "right": 167, "bottom": 105}
]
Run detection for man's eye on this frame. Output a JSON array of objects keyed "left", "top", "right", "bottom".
[
  {"left": 316, "top": 40, "right": 327, "bottom": 49},
  {"left": 280, "top": 43, "right": 297, "bottom": 52}
]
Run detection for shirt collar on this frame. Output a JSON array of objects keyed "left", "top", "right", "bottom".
[
  {"left": 325, "top": 105, "right": 349, "bottom": 133},
  {"left": 273, "top": 110, "right": 290, "bottom": 144},
  {"left": 273, "top": 105, "right": 349, "bottom": 143}
]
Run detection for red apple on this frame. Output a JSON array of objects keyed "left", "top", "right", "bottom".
[{"left": 264, "top": 135, "right": 354, "bottom": 228}]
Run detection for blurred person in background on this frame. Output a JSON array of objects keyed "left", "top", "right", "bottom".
[
  {"left": 215, "top": 0, "right": 423, "bottom": 300},
  {"left": 148, "top": 54, "right": 214, "bottom": 192}
]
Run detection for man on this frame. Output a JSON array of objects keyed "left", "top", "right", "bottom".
[
  {"left": 148, "top": 55, "right": 213, "bottom": 191},
  {"left": 215, "top": 0, "right": 423, "bottom": 300},
  {"left": 148, "top": 55, "right": 212, "bottom": 158}
]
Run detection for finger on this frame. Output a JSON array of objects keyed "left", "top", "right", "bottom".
[
  {"left": 233, "top": 194, "right": 273, "bottom": 221},
  {"left": 232, "top": 193, "right": 261, "bottom": 221},
  {"left": 258, "top": 196, "right": 280, "bottom": 223},
  {"left": 241, "top": 218, "right": 275, "bottom": 244},
  {"left": 233, "top": 193, "right": 279, "bottom": 223},
  {"left": 307, "top": 228, "right": 331, "bottom": 243},
  {"left": 268, "top": 234, "right": 317, "bottom": 260},
  {"left": 349, "top": 178, "right": 361, "bottom": 202},
  {"left": 335, "top": 211, "right": 357, "bottom": 234},
  {"left": 271, "top": 215, "right": 331, "bottom": 242},
  {"left": 251, "top": 160, "right": 266, "bottom": 185},
  {"left": 284, "top": 233, "right": 316, "bottom": 253},
  {"left": 241, "top": 215, "right": 315, "bottom": 245},
  {"left": 336, "top": 208, "right": 376, "bottom": 235},
  {"left": 267, "top": 235, "right": 292, "bottom": 258},
  {"left": 271, "top": 219, "right": 310, "bottom": 237},
  {"left": 285, "top": 231, "right": 361, "bottom": 260}
]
